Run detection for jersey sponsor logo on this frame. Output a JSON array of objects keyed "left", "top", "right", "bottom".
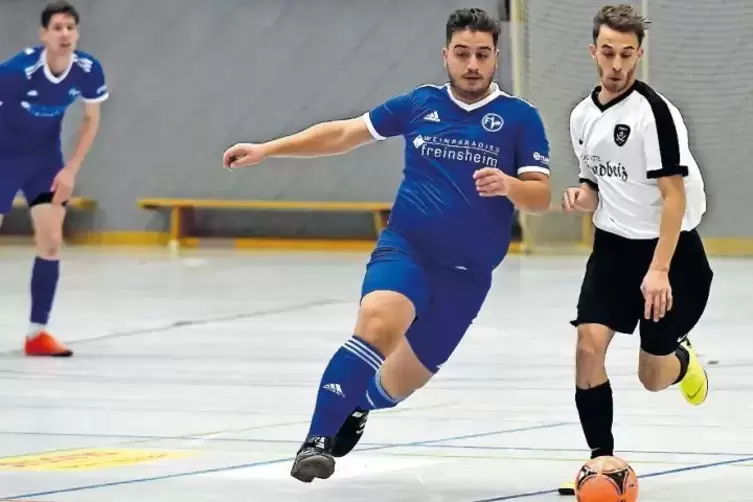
[
  {"left": 614, "top": 124, "right": 631, "bottom": 147},
  {"left": 20, "top": 101, "right": 68, "bottom": 118},
  {"left": 533, "top": 151, "right": 549, "bottom": 166},
  {"left": 413, "top": 134, "right": 500, "bottom": 168},
  {"left": 481, "top": 113, "right": 504, "bottom": 132},
  {"left": 582, "top": 154, "right": 628, "bottom": 181}
]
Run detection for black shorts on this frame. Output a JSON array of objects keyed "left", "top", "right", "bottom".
[{"left": 571, "top": 227, "right": 713, "bottom": 356}]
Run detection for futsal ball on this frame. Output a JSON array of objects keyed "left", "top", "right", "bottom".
[{"left": 574, "top": 456, "right": 638, "bottom": 502}]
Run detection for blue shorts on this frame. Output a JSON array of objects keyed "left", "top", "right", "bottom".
[
  {"left": 361, "top": 229, "right": 492, "bottom": 373},
  {"left": 0, "top": 148, "right": 64, "bottom": 214}
]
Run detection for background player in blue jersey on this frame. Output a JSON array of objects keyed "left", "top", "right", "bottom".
[
  {"left": 223, "top": 8, "right": 552, "bottom": 483},
  {"left": 0, "top": 1, "right": 108, "bottom": 357}
]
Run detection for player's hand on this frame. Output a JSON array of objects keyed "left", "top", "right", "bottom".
[
  {"left": 50, "top": 165, "right": 77, "bottom": 205},
  {"left": 641, "top": 268, "right": 673, "bottom": 322},
  {"left": 473, "top": 167, "right": 513, "bottom": 197},
  {"left": 562, "top": 187, "right": 596, "bottom": 212},
  {"left": 223, "top": 143, "right": 266, "bottom": 169}
]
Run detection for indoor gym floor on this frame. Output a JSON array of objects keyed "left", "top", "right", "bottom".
[{"left": 0, "top": 245, "right": 751, "bottom": 501}]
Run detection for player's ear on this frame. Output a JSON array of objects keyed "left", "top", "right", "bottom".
[
  {"left": 442, "top": 47, "right": 449, "bottom": 65},
  {"left": 588, "top": 44, "right": 597, "bottom": 60}
]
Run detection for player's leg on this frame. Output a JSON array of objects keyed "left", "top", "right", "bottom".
[
  {"left": 574, "top": 322, "right": 616, "bottom": 457},
  {"left": 377, "top": 266, "right": 491, "bottom": 401},
  {"left": 331, "top": 267, "right": 491, "bottom": 458},
  {"left": 290, "top": 240, "right": 430, "bottom": 483},
  {"left": 329, "top": 338, "right": 428, "bottom": 458},
  {"left": 21, "top": 154, "right": 72, "bottom": 357},
  {"left": 560, "top": 230, "right": 642, "bottom": 495},
  {"left": 637, "top": 229, "right": 712, "bottom": 403}
]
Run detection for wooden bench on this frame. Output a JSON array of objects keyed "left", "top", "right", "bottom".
[
  {"left": 137, "top": 198, "right": 392, "bottom": 250},
  {"left": 12, "top": 195, "right": 96, "bottom": 210}
]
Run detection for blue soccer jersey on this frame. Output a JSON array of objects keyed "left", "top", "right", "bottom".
[
  {"left": 363, "top": 83, "right": 550, "bottom": 271},
  {"left": 0, "top": 46, "right": 108, "bottom": 152}
]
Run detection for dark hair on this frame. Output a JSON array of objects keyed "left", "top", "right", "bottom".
[
  {"left": 446, "top": 8, "right": 501, "bottom": 47},
  {"left": 41, "top": 1, "right": 80, "bottom": 28},
  {"left": 592, "top": 4, "right": 650, "bottom": 46}
]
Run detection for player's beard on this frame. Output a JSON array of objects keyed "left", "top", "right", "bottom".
[
  {"left": 448, "top": 72, "right": 494, "bottom": 103},
  {"left": 597, "top": 65, "right": 636, "bottom": 94}
]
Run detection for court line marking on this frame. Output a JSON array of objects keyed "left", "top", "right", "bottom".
[
  {"left": 377, "top": 451, "right": 753, "bottom": 469},
  {"left": 0, "top": 422, "right": 568, "bottom": 500},
  {"left": 473, "top": 455, "right": 753, "bottom": 501},
  {"left": 4, "top": 424, "right": 752, "bottom": 460},
  {"left": 0, "top": 399, "right": 461, "bottom": 463},
  {"left": 0, "top": 298, "right": 344, "bottom": 357}
]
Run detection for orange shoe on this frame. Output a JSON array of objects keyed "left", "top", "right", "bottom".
[{"left": 24, "top": 331, "right": 73, "bottom": 357}]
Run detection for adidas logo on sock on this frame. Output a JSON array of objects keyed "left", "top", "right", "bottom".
[
  {"left": 423, "top": 111, "right": 440, "bottom": 122},
  {"left": 323, "top": 383, "right": 345, "bottom": 397}
]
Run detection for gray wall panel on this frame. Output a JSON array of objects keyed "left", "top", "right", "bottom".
[{"left": 2, "top": 0, "right": 499, "bottom": 237}]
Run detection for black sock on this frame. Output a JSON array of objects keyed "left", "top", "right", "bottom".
[
  {"left": 673, "top": 344, "right": 690, "bottom": 384},
  {"left": 575, "top": 380, "right": 614, "bottom": 458}
]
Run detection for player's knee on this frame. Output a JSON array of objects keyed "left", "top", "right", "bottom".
[
  {"left": 576, "top": 324, "right": 611, "bottom": 368},
  {"left": 34, "top": 230, "right": 63, "bottom": 258},
  {"left": 355, "top": 291, "right": 415, "bottom": 354}
]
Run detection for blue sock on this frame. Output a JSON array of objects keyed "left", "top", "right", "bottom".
[
  {"left": 307, "top": 336, "right": 384, "bottom": 438},
  {"left": 359, "top": 370, "right": 400, "bottom": 411},
  {"left": 30, "top": 256, "right": 59, "bottom": 330}
]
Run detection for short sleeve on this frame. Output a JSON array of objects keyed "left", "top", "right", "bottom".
[
  {"left": 0, "top": 60, "right": 26, "bottom": 102},
  {"left": 79, "top": 57, "right": 109, "bottom": 103},
  {"left": 515, "top": 105, "right": 551, "bottom": 177},
  {"left": 642, "top": 104, "right": 688, "bottom": 179},
  {"left": 361, "top": 92, "right": 413, "bottom": 141},
  {"left": 570, "top": 108, "right": 597, "bottom": 190}
]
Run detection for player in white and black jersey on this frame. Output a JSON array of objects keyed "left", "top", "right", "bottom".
[{"left": 559, "top": 4, "right": 712, "bottom": 492}]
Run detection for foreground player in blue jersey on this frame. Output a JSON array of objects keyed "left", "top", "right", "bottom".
[
  {"left": 223, "top": 8, "right": 552, "bottom": 483},
  {"left": 0, "top": 1, "right": 108, "bottom": 357}
]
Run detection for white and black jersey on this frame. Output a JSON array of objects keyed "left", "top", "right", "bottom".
[{"left": 570, "top": 80, "right": 706, "bottom": 240}]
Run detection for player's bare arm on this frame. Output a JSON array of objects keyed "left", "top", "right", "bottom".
[
  {"left": 473, "top": 168, "right": 551, "bottom": 212},
  {"left": 68, "top": 101, "right": 101, "bottom": 173},
  {"left": 641, "top": 175, "right": 686, "bottom": 320},
  {"left": 650, "top": 175, "right": 686, "bottom": 271},
  {"left": 563, "top": 183, "right": 599, "bottom": 212},
  {"left": 223, "top": 117, "right": 375, "bottom": 169},
  {"left": 508, "top": 171, "right": 551, "bottom": 212}
]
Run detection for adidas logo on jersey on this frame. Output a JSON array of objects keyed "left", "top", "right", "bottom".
[{"left": 423, "top": 111, "right": 440, "bottom": 122}]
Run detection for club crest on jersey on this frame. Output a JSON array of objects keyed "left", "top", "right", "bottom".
[
  {"left": 614, "top": 124, "right": 631, "bottom": 147},
  {"left": 481, "top": 113, "right": 504, "bottom": 132}
]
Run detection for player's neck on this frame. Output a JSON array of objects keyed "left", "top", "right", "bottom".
[
  {"left": 44, "top": 51, "right": 73, "bottom": 77},
  {"left": 449, "top": 84, "right": 495, "bottom": 105},
  {"left": 597, "top": 77, "right": 636, "bottom": 106}
]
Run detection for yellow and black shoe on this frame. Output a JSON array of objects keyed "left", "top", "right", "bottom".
[{"left": 678, "top": 337, "right": 708, "bottom": 406}]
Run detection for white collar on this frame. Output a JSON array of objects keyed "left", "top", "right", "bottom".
[
  {"left": 41, "top": 49, "right": 74, "bottom": 84},
  {"left": 444, "top": 82, "right": 503, "bottom": 111}
]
